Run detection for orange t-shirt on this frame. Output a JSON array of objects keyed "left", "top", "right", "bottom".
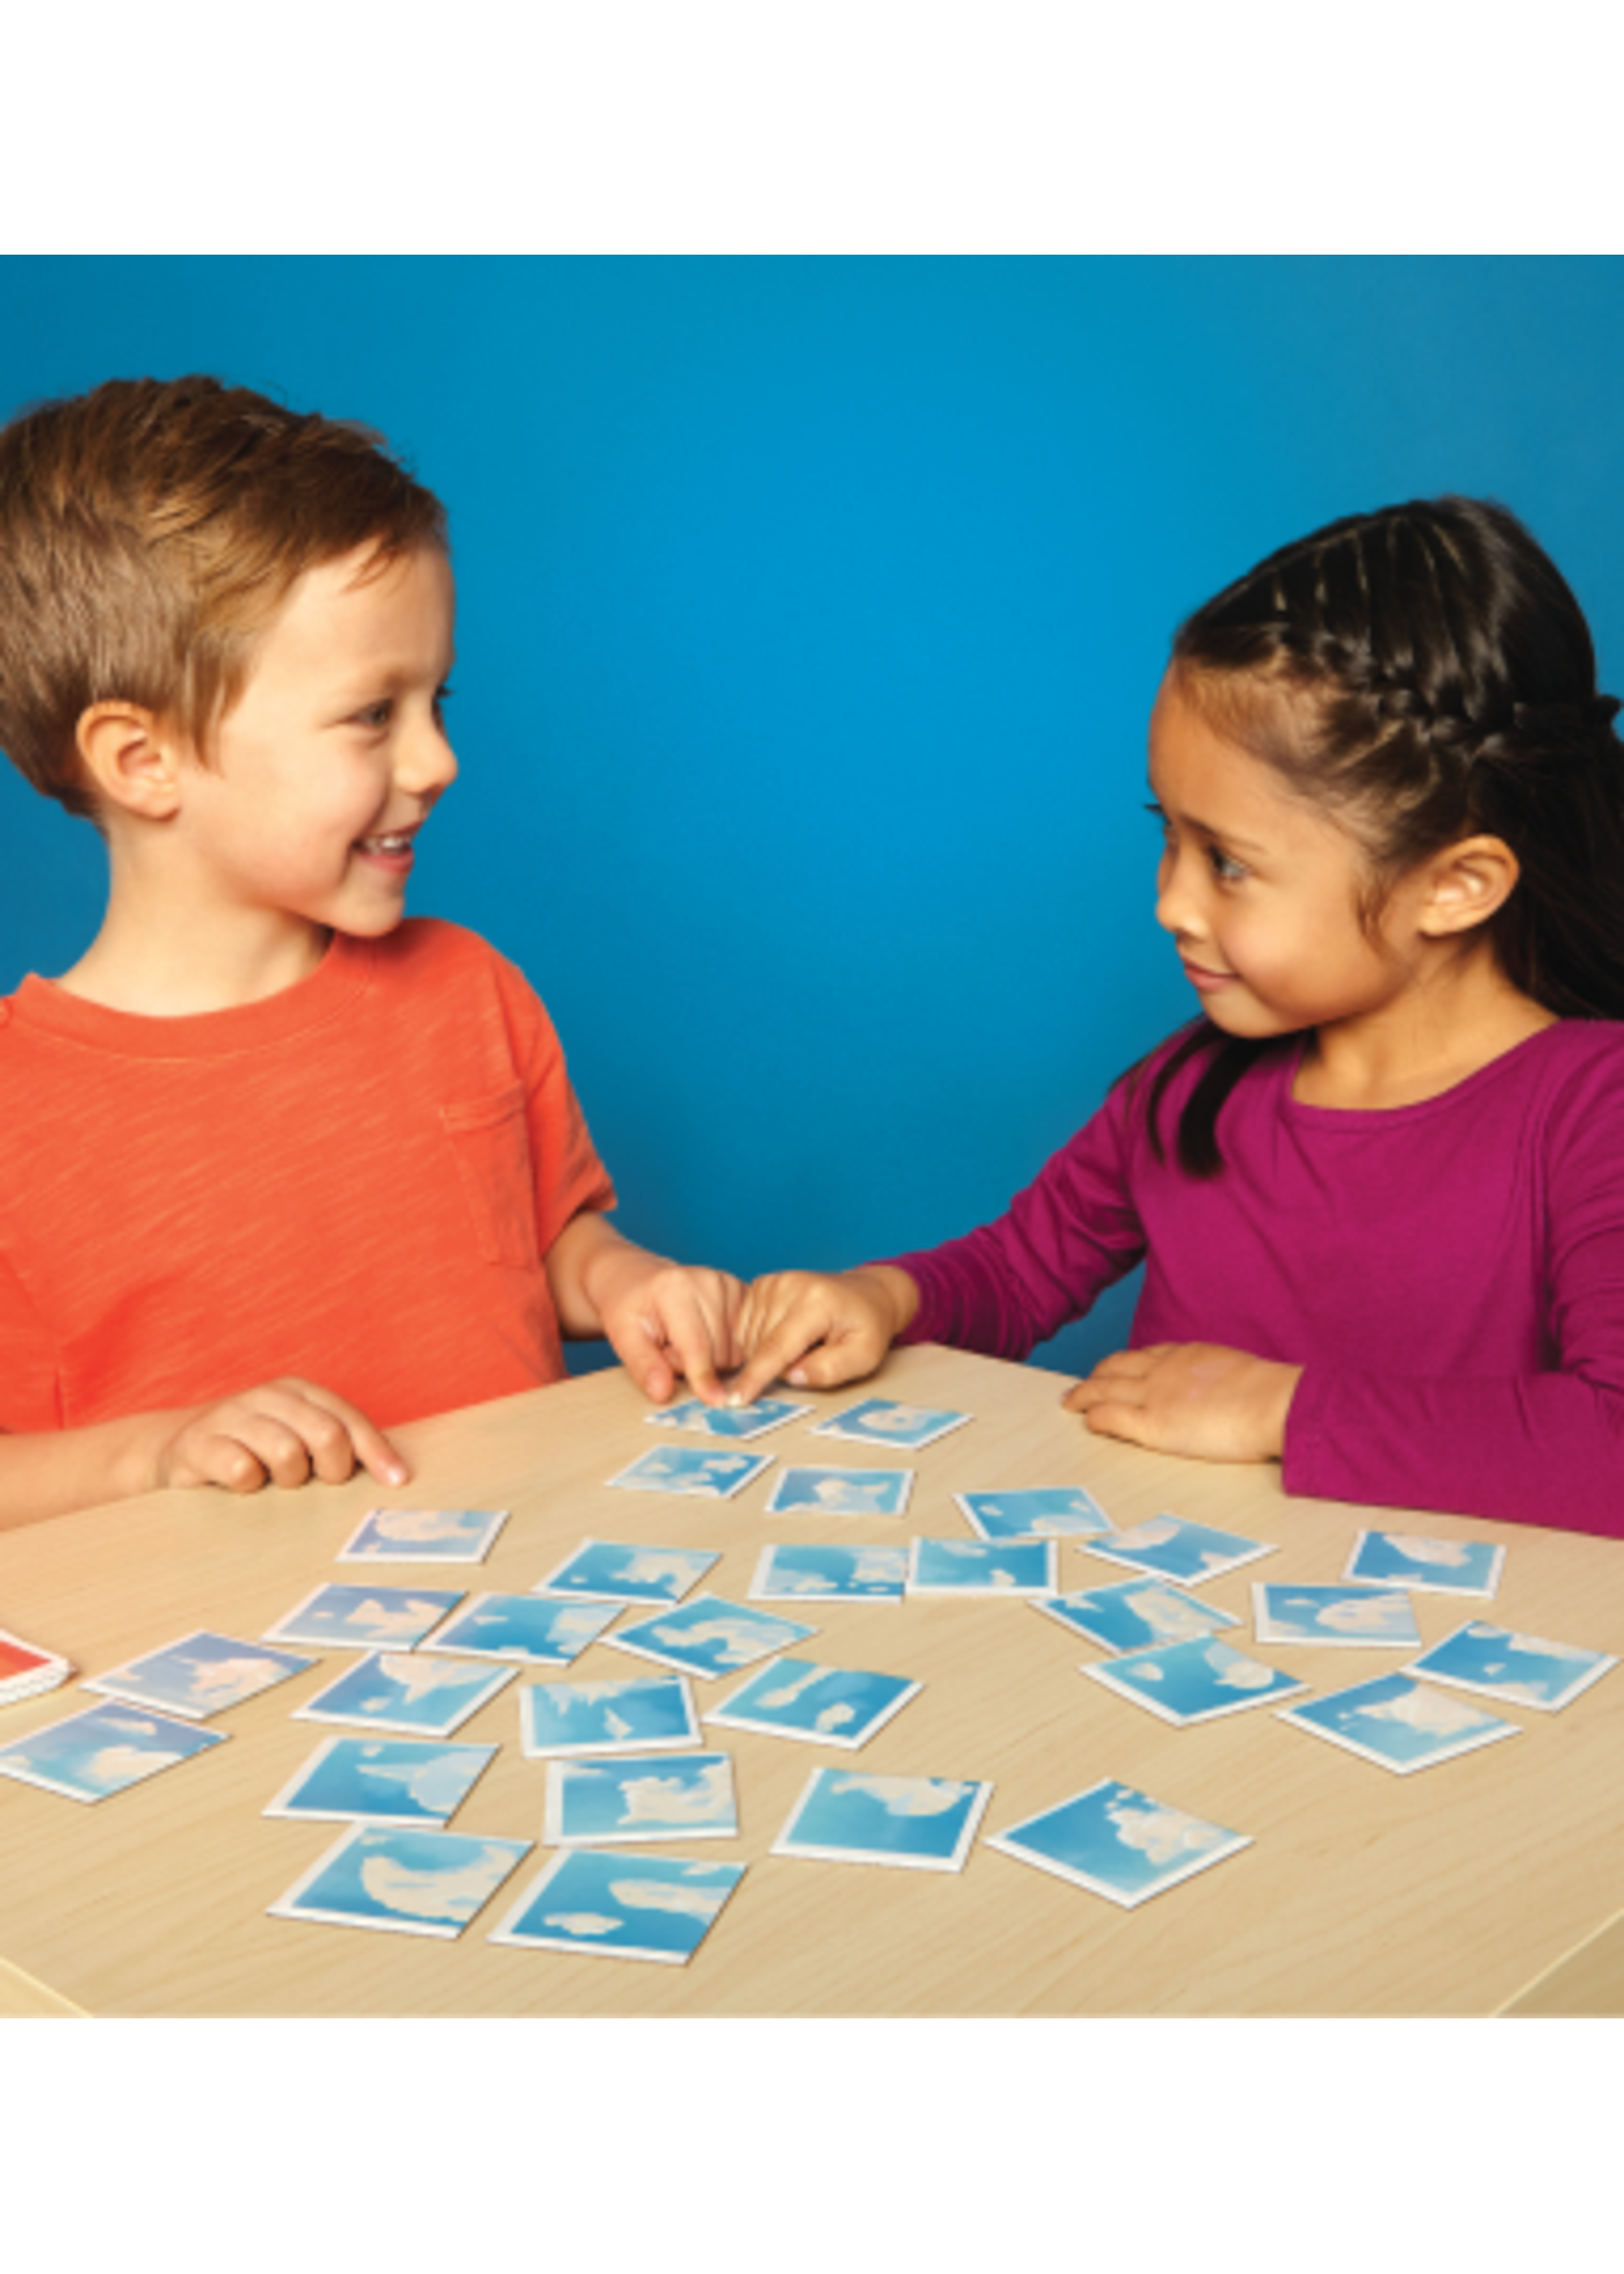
[{"left": 0, "top": 918, "right": 615, "bottom": 1433}]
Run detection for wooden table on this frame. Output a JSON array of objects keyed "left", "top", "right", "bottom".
[{"left": 1, "top": 1343, "right": 1620, "bottom": 2017}]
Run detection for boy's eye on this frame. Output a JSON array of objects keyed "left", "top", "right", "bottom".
[
  {"left": 354, "top": 699, "right": 392, "bottom": 729},
  {"left": 1207, "top": 844, "right": 1247, "bottom": 883}
]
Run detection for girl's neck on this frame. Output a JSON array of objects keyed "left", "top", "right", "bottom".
[{"left": 1292, "top": 959, "right": 1559, "bottom": 1111}]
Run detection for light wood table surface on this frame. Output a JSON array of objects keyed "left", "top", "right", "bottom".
[{"left": 1, "top": 1342, "right": 1621, "bottom": 2018}]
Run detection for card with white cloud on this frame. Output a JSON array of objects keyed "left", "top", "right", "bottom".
[
  {"left": 262, "top": 1583, "right": 465, "bottom": 1652},
  {"left": 605, "top": 1446, "right": 773, "bottom": 1500},
  {"left": 1080, "top": 1514, "right": 1276, "bottom": 1588},
  {"left": 1278, "top": 1671, "right": 1520, "bottom": 1774},
  {"left": 0, "top": 1701, "right": 227, "bottom": 1803},
  {"left": 545, "top": 1750, "right": 738, "bottom": 1844},
  {"left": 704, "top": 1656, "right": 920, "bottom": 1748},
  {"left": 603, "top": 1594, "right": 817, "bottom": 1680},
  {"left": 987, "top": 1778, "right": 1252, "bottom": 1907},
  {"left": 1084, "top": 1636, "right": 1306, "bottom": 1725},
  {"left": 418, "top": 1593, "right": 621, "bottom": 1665},
  {"left": 764, "top": 1465, "right": 914, "bottom": 1518},
  {"left": 1033, "top": 1579, "right": 1239, "bottom": 1656},
  {"left": 1405, "top": 1622, "right": 1616, "bottom": 1713},
  {"left": 520, "top": 1674, "right": 702, "bottom": 1758},
  {"left": 647, "top": 1395, "right": 812, "bottom": 1441},
  {"left": 907, "top": 1537, "right": 1058, "bottom": 1597},
  {"left": 773, "top": 1769, "right": 992, "bottom": 1871},
  {"left": 262, "top": 1735, "right": 497, "bottom": 1825},
  {"left": 530, "top": 1540, "right": 720, "bottom": 1605},
  {"left": 1344, "top": 1530, "right": 1504, "bottom": 1598},
  {"left": 749, "top": 1543, "right": 908, "bottom": 1602},
  {"left": 294, "top": 1651, "right": 517, "bottom": 1736},
  {"left": 336, "top": 1507, "right": 509, "bottom": 1563},
  {"left": 1251, "top": 1583, "right": 1421, "bottom": 1650},
  {"left": 811, "top": 1398, "right": 972, "bottom": 1450},
  {"left": 490, "top": 1849, "right": 746, "bottom": 1964},
  {"left": 81, "top": 1631, "right": 316, "bottom": 1720},
  {"left": 268, "top": 1824, "right": 530, "bottom": 1938},
  {"left": 954, "top": 1487, "right": 1112, "bottom": 1542}
]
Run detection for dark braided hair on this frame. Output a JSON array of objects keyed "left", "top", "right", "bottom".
[{"left": 1137, "top": 496, "right": 1624, "bottom": 1176}]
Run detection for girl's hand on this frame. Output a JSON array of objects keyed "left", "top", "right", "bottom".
[
  {"left": 1063, "top": 1342, "right": 1303, "bottom": 1463},
  {"left": 728, "top": 1266, "right": 918, "bottom": 1404}
]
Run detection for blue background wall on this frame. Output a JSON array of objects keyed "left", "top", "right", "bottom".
[{"left": 4, "top": 258, "right": 1623, "bottom": 1383}]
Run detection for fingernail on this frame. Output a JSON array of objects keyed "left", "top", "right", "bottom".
[{"left": 787, "top": 1368, "right": 807, "bottom": 1386}]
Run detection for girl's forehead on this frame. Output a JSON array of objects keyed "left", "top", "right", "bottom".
[{"left": 1148, "top": 674, "right": 1342, "bottom": 849}]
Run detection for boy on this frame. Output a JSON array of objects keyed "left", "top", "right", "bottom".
[{"left": 0, "top": 376, "right": 742, "bottom": 1527}]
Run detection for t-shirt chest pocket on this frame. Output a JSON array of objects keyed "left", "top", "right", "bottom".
[{"left": 439, "top": 1084, "right": 542, "bottom": 1269}]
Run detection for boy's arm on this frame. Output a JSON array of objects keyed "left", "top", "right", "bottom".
[
  {"left": 545, "top": 1210, "right": 744, "bottom": 1407},
  {"left": 0, "top": 1379, "right": 409, "bottom": 1531}
]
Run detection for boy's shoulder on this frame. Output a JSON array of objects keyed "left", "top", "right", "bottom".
[{"left": 362, "top": 916, "right": 547, "bottom": 1015}]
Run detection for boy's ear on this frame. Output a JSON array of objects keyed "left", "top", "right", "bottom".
[
  {"left": 75, "top": 701, "right": 189, "bottom": 821},
  {"left": 1416, "top": 833, "right": 1521, "bottom": 938}
]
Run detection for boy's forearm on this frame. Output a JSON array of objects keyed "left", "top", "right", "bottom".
[
  {"left": 0, "top": 1409, "right": 171, "bottom": 1529},
  {"left": 545, "top": 1209, "right": 654, "bottom": 1338}
]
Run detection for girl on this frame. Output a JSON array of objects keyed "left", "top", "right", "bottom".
[{"left": 731, "top": 497, "right": 1624, "bottom": 1539}]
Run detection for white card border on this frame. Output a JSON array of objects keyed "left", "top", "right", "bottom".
[
  {"left": 1342, "top": 1528, "right": 1505, "bottom": 1598},
  {"left": 544, "top": 1749, "right": 739, "bottom": 1845},
  {"left": 1249, "top": 1580, "right": 1421, "bottom": 1651},
  {"left": 1079, "top": 1519, "right": 1276, "bottom": 1589},
  {"left": 600, "top": 1593, "right": 818, "bottom": 1680},
  {"left": 266, "top": 1822, "right": 531, "bottom": 1937},
  {"left": 905, "top": 1536, "right": 1059, "bottom": 1598},
  {"left": 79, "top": 1629, "right": 316, "bottom": 1720},
  {"left": 747, "top": 1541, "right": 909, "bottom": 1603},
  {"left": 518, "top": 1673, "right": 702, "bottom": 1758},
  {"left": 1082, "top": 1639, "right": 1307, "bottom": 1726},
  {"left": 260, "top": 1580, "right": 466, "bottom": 1652},
  {"left": 986, "top": 1779, "right": 1252, "bottom": 1908},
  {"left": 953, "top": 1487, "right": 1111, "bottom": 1542},
  {"left": 417, "top": 1592, "right": 622, "bottom": 1665},
  {"left": 1277, "top": 1683, "right": 1521, "bottom": 1775},
  {"left": 770, "top": 1767, "right": 993, "bottom": 1871},
  {"left": 292, "top": 1651, "right": 518, "bottom": 1735},
  {"left": 811, "top": 1400, "right": 973, "bottom": 1450},
  {"left": 334, "top": 1506, "right": 510, "bottom": 1564},
  {"left": 261, "top": 1733, "right": 498, "bottom": 1824},
  {"left": 1404, "top": 1622, "right": 1618, "bottom": 1714},
  {"left": 1029, "top": 1580, "right": 1238, "bottom": 1655},
  {"left": 603, "top": 1448, "right": 774, "bottom": 1500},
  {"left": 646, "top": 1397, "right": 814, "bottom": 1441},
  {"left": 763, "top": 1463, "right": 915, "bottom": 1518},
  {"left": 0, "top": 1701, "right": 227, "bottom": 1802},
  {"left": 703, "top": 1654, "right": 922, "bottom": 1749},
  {"left": 488, "top": 1847, "right": 746, "bottom": 1961},
  {"left": 528, "top": 1539, "right": 721, "bottom": 1604}
]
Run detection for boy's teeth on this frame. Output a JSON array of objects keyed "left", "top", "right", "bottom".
[{"left": 362, "top": 833, "right": 411, "bottom": 851}]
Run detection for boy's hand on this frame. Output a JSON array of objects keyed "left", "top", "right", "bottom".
[
  {"left": 1062, "top": 1343, "right": 1302, "bottom": 1464},
  {"left": 550, "top": 1213, "right": 745, "bottom": 1406},
  {"left": 729, "top": 1266, "right": 917, "bottom": 1405},
  {"left": 146, "top": 1378, "right": 410, "bottom": 1496}
]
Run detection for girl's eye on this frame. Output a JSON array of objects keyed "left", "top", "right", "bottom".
[
  {"left": 1207, "top": 844, "right": 1247, "bottom": 883},
  {"left": 433, "top": 682, "right": 454, "bottom": 724}
]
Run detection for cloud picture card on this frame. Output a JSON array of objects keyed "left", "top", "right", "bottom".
[
  {"left": 418, "top": 1593, "right": 621, "bottom": 1666},
  {"left": 81, "top": 1631, "right": 316, "bottom": 1720},
  {"left": 906, "top": 1537, "right": 1058, "bottom": 1598},
  {"left": 0, "top": 1700, "right": 227, "bottom": 1803},
  {"left": 1278, "top": 1671, "right": 1520, "bottom": 1775},
  {"left": 545, "top": 1750, "right": 739, "bottom": 1845},
  {"left": 1084, "top": 1637, "right": 1307, "bottom": 1726},
  {"left": 773, "top": 1769, "right": 992, "bottom": 1872},
  {"left": 986, "top": 1778, "right": 1253, "bottom": 1908},
  {"left": 490, "top": 1849, "right": 746, "bottom": 1964},
  {"left": 603, "top": 1595, "right": 817, "bottom": 1681},
  {"left": 336, "top": 1506, "right": 509, "bottom": 1563},
  {"left": 1405, "top": 1622, "right": 1617, "bottom": 1713},
  {"left": 263, "top": 1736, "right": 498, "bottom": 1826},
  {"left": 704, "top": 1657, "right": 921, "bottom": 1749},
  {"left": 520, "top": 1675, "right": 702, "bottom": 1759},
  {"left": 811, "top": 1397, "right": 972, "bottom": 1450},
  {"left": 749, "top": 1543, "right": 909, "bottom": 1602},
  {"left": 531, "top": 1540, "right": 720, "bottom": 1605},
  {"left": 294, "top": 1651, "right": 517, "bottom": 1737},
  {"left": 268, "top": 1824, "right": 531, "bottom": 1939},
  {"left": 764, "top": 1465, "right": 914, "bottom": 1518},
  {"left": 1032, "top": 1579, "right": 1239, "bottom": 1656},
  {"left": 262, "top": 1583, "right": 466, "bottom": 1652},
  {"left": 605, "top": 1446, "right": 773, "bottom": 1500},
  {"left": 1251, "top": 1583, "right": 1421, "bottom": 1650},
  {"left": 1081, "top": 1514, "right": 1276, "bottom": 1588},
  {"left": 1344, "top": 1530, "right": 1505, "bottom": 1598},
  {"left": 648, "top": 1395, "right": 813, "bottom": 1440},
  {"left": 954, "top": 1487, "right": 1112, "bottom": 1542}
]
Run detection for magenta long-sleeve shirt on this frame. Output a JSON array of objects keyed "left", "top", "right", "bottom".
[{"left": 885, "top": 1022, "right": 1624, "bottom": 1538}]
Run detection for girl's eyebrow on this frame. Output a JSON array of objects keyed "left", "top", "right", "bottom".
[{"left": 1144, "top": 792, "right": 1268, "bottom": 857}]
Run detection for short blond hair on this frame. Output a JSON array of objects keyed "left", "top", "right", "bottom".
[{"left": 0, "top": 375, "right": 447, "bottom": 817}]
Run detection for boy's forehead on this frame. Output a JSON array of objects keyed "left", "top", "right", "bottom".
[{"left": 260, "top": 541, "right": 455, "bottom": 674}]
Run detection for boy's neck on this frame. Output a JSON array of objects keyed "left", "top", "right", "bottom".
[{"left": 55, "top": 891, "right": 334, "bottom": 1017}]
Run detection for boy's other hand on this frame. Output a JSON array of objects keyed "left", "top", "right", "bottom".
[
  {"left": 147, "top": 1377, "right": 411, "bottom": 1496},
  {"left": 729, "top": 1266, "right": 916, "bottom": 1406}
]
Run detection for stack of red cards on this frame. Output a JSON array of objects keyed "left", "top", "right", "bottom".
[{"left": 0, "top": 1625, "right": 74, "bottom": 1706}]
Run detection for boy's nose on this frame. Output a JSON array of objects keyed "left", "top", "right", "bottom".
[{"left": 400, "top": 722, "right": 458, "bottom": 799}]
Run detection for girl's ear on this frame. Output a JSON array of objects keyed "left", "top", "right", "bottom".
[
  {"left": 1416, "top": 834, "right": 1522, "bottom": 938},
  {"left": 76, "top": 701, "right": 187, "bottom": 821}
]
